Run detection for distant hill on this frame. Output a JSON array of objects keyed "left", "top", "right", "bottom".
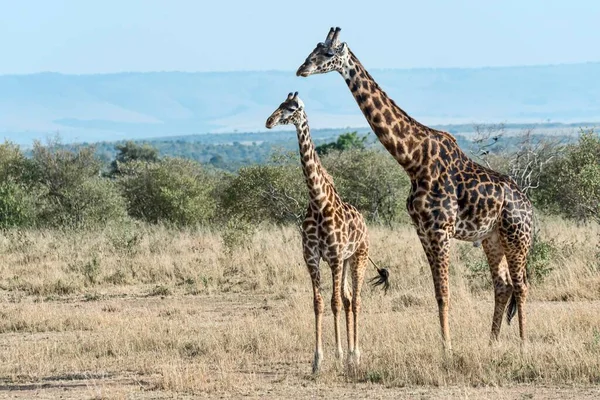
[{"left": 2, "top": 63, "right": 600, "bottom": 145}]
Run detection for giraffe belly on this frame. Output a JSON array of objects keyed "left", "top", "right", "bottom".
[{"left": 453, "top": 215, "right": 498, "bottom": 242}]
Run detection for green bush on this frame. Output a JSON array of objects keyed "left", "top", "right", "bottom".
[
  {"left": 322, "top": 149, "right": 411, "bottom": 225},
  {"left": 527, "top": 237, "right": 557, "bottom": 284},
  {"left": 0, "top": 179, "right": 37, "bottom": 228},
  {"left": 38, "top": 177, "right": 128, "bottom": 228},
  {"left": 536, "top": 130, "right": 600, "bottom": 223},
  {"left": 220, "top": 155, "right": 307, "bottom": 225},
  {"left": 29, "top": 142, "right": 127, "bottom": 228},
  {"left": 0, "top": 142, "right": 38, "bottom": 228},
  {"left": 118, "top": 158, "right": 217, "bottom": 226}
]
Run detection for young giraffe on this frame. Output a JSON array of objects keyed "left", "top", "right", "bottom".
[
  {"left": 297, "top": 28, "right": 533, "bottom": 350},
  {"left": 265, "top": 92, "right": 388, "bottom": 373}
]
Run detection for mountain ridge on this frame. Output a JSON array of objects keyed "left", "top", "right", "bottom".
[{"left": 2, "top": 62, "right": 599, "bottom": 145}]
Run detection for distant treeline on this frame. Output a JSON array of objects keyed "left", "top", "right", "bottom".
[
  {"left": 60, "top": 123, "right": 580, "bottom": 172},
  {"left": 3, "top": 127, "right": 598, "bottom": 231}
]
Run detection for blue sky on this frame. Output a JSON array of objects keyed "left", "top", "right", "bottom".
[{"left": 1, "top": 0, "right": 599, "bottom": 74}]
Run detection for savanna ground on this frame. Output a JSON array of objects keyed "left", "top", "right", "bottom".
[{"left": 0, "top": 217, "right": 599, "bottom": 399}]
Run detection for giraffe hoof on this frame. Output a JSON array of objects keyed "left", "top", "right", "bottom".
[
  {"left": 335, "top": 348, "right": 344, "bottom": 363},
  {"left": 346, "top": 350, "right": 361, "bottom": 373},
  {"left": 312, "top": 351, "right": 323, "bottom": 374}
]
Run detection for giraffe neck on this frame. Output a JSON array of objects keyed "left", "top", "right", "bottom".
[
  {"left": 340, "top": 50, "right": 438, "bottom": 179},
  {"left": 295, "top": 114, "right": 335, "bottom": 209}
]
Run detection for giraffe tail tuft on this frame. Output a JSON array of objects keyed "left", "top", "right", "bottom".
[
  {"left": 369, "top": 267, "right": 390, "bottom": 294},
  {"left": 506, "top": 293, "right": 517, "bottom": 325},
  {"left": 367, "top": 256, "right": 390, "bottom": 294}
]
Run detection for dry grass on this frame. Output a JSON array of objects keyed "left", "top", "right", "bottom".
[{"left": 0, "top": 218, "right": 598, "bottom": 398}]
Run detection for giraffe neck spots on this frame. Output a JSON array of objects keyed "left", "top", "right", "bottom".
[
  {"left": 294, "top": 116, "right": 337, "bottom": 209},
  {"left": 339, "top": 50, "right": 462, "bottom": 180}
]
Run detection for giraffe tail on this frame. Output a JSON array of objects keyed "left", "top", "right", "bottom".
[
  {"left": 367, "top": 256, "right": 390, "bottom": 294},
  {"left": 506, "top": 269, "right": 528, "bottom": 325},
  {"left": 506, "top": 293, "right": 517, "bottom": 325}
]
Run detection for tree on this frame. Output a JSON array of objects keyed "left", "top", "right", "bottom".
[
  {"left": 110, "top": 141, "right": 159, "bottom": 176},
  {"left": 316, "top": 132, "right": 367, "bottom": 155}
]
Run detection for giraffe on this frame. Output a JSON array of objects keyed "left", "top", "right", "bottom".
[
  {"left": 265, "top": 92, "right": 388, "bottom": 373},
  {"left": 296, "top": 27, "right": 533, "bottom": 350}
]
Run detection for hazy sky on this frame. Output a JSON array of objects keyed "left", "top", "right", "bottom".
[{"left": 1, "top": 0, "right": 599, "bottom": 74}]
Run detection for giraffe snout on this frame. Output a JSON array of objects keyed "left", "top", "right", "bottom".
[
  {"left": 265, "top": 116, "right": 275, "bottom": 129},
  {"left": 296, "top": 63, "right": 311, "bottom": 77}
]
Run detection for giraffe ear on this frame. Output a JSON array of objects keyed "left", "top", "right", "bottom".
[{"left": 339, "top": 42, "right": 348, "bottom": 54}]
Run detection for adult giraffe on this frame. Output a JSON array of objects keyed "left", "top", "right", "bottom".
[{"left": 297, "top": 27, "right": 533, "bottom": 350}]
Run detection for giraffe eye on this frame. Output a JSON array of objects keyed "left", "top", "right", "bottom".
[{"left": 325, "top": 50, "right": 335, "bottom": 57}]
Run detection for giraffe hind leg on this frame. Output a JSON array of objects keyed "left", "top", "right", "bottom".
[
  {"left": 341, "top": 258, "right": 354, "bottom": 359},
  {"left": 482, "top": 232, "right": 512, "bottom": 342},
  {"left": 330, "top": 258, "right": 345, "bottom": 363},
  {"left": 502, "top": 240, "right": 530, "bottom": 342},
  {"left": 499, "top": 202, "right": 533, "bottom": 343},
  {"left": 350, "top": 242, "right": 368, "bottom": 367}
]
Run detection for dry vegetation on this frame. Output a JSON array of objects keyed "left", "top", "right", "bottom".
[{"left": 0, "top": 217, "right": 599, "bottom": 399}]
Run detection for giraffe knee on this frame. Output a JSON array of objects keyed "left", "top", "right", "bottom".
[
  {"left": 331, "top": 296, "right": 342, "bottom": 314},
  {"left": 494, "top": 279, "right": 513, "bottom": 298},
  {"left": 314, "top": 296, "right": 324, "bottom": 314},
  {"left": 342, "top": 294, "right": 352, "bottom": 310},
  {"left": 352, "top": 297, "right": 361, "bottom": 314},
  {"left": 436, "top": 295, "right": 449, "bottom": 309}
]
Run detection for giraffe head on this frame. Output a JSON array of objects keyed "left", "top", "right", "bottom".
[
  {"left": 296, "top": 27, "right": 349, "bottom": 77},
  {"left": 265, "top": 92, "right": 306, "bottom": 128}
]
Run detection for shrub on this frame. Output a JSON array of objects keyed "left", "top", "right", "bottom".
[
  {"left": 28, "top": 141, "right": 127, "bottom": 229},
  {"left": 220, "top": 154, "right": 307, "bottom": 225},
  {"left": 118, "top": 158, "right": 217, "bottom": 226},
  {"left": 0, "top": 142, "right": 38, "bottom": 228},
  {"left": 0, "top": 179, "right": 37, "bottom": 228},
  {"left": 322, "top": 149, "right": 411, "bottom": 225},
  {"left": 527, "top": 237, "right": 557, "bottom": 284},
  {"left": 536, "top": 130, "right": 600, "bottom": 224}
]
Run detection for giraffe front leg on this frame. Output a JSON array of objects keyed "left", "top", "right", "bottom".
[
  {"left": 419, "top": 231, "right": 452, "bottom": 352},
  {"left": 341, "top": 259, "right": 354, "bottom": 362},
  {"left": 330, "top": 258, "right": 344, "bottom": 364},
  {"left": 305, "top": 256, "right": 324, "bottom": 374}
]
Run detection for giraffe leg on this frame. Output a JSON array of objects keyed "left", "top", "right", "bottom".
[
  {"left": 419, "top": 231, "right": 452, "bottom": 351},
  {"left": 482, "top": 233, "right": 512, "bottom": 342},
  {"left": 330, "top": 259, "right": 345, "bottom": 363},
  {"left": 350, "top": 242, "right": 368, "bottom": 366},
  {"left": 504, "top": 247, "right": 529, "bottom": 342},
  {"left": 341, "top": 259, "right": 354, "bottom": 361},
  {"left": 306, "top": 256, "right": 324, "bottom": 374},
  {"left": 499, "top": 205, "right": 533, "bottom": 343}
]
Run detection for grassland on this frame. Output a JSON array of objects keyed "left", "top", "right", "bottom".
[{"left": 0, "top": 217, "right": 598, "bottom": 399}]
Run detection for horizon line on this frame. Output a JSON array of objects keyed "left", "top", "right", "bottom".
[{"left": 2, "top": 60, "right": 600, "bottom": 77}]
